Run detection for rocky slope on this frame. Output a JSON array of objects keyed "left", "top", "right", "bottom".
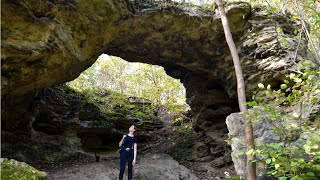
[
  {"left": 1, "top": 85, "right": 163, "bottom": 163},
  {"left": 2, "top": 0, "right": 306, "bottom": 173}
]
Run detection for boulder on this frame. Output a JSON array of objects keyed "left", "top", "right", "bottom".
[
  {"left": 226, "top": 112, "right": 291, "bottom": 179},
  {"left": 1, "top": 158, "right": 47, "bottom": 179},
  {"left": 134, "top": 153, "right": 199, "bottom": 180}
]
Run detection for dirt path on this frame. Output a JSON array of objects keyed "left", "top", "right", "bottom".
[
  {"left": 139, "top": 123, "right": 236, "bottom": 179},
  {"left": 42, "top": 121, "right": 235, "bottom": 180},
  {"left": 47, "top": 156, "right": 120, "bottom": 180},
  {"left": 42, "top": 152, "right": 234, "bottom": 179},
  {"left": 45, "top": 154, "right": 201, "bottom": 180}
]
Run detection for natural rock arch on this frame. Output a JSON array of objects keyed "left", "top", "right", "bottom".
[{"left": 2, "top": 0, "right": 304, "bottom": 165}]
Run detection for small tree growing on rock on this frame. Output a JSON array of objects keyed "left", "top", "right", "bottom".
[{"left": 215, "top": 0, "right": 257, "bottom": 179}]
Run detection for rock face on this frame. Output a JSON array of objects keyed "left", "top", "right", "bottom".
[
  {"left": 1, "top": 0, "right": 122, "bottom": 98},
  {"left": 227, "top": 109, "right": 320, "bottom": 179},
  {"left": 226, "top": 113, "right": 277, "bottom": 179},
  {"left": 2, "top": 0, "right": 304, "bottom": 166},
  {"left": 1, "top": 86, "right": 104, "bottom": 162},
  {"left": 1, "top": 85, "right": 162, "bottom": 162}
]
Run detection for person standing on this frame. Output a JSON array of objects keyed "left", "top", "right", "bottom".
[{"left": 118, "top": 125, "right": 137, "bottom": 180}]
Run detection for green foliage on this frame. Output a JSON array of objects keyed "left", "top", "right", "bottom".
[
  {"left": 170, "top": 111, "right": 192, "bottom": 126},
  {"left": 246, "top": 62, "right": 320, "bottom": 179},
  {"left": 77, "top": 88, "right": 159, "bottom": 122},
  {"left": 197, "top": 0, "right": 320, "bottom": 62},
  {"left": 176, "top": 121, "right": 197, "bottom": 142},
  {"left": 130, "top": 105, "right": 159, "bottom": 122},
  {"left": 1, "top": 159, "right": 47, "bottom": 180},
  {"left": 257, "top": 138, "right": 320, "bottom": 179},
  {"left": 67, "top": 55, "right": 188, "bottom": 113},
  {"left": 248, "top": 0, "right": 320, "bottom": 58}
]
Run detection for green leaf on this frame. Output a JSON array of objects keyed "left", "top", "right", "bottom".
[
  {"left": 266, "top": 158, "right": 272, "bottom": 164},
  {"left": 258, "top": 83, "right": 265, "bottom": 89},
  {"left": 267, "top": 84, "right": 271, "bottom": 90},
  {"left": 280, "top": 84, "right": 287, "bottom": 89},
  {"left": 294, "top": 78, "right": 302, "bottom": 83},
  {"left": 312, "top": 97, "right": 318, "bottom": 103},
  {"left": 279, "top": 177, "right": 287, "bottom": 180},
  {"left": 246, "top": 149, "right": 254, "bottom": 155},
  {"left": 275, "top": 164, "right": 280, "bottom": 169},
  {"left": 270, "top": 6, "right": 277, "bottom": 12},
  {"left": 307, "top": 172, "right": 315, "bottom": 176},
  {"left": 289, "top": 73, "right": 296, "bottom": 79},
  {"left": 247, "top": 101, "right": 258, "bottom": 107},
  {"left": 265, "top": 91, "right": 271, "bottom": 97},
  {"left": 293, "top": 90, "right": 300, "bottom": 95},
  {"left": 237, "top": 150, "right": 245, "bottom": 155},
  {"left": 310, "top": 143, "right": 319, "bottom": 149},
  {"left": 281, "top": 38, "right": 289, "bottom": 47},
  {"left": 284, "top": 79, "right": 289, "bottom": 84}
]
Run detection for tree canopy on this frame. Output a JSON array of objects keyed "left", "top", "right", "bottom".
[{"left": 67, "top": 54, "right": 188, "bottom": 113}]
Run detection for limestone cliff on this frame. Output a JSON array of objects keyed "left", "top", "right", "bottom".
[{"left": 2, "top": 0, "right": 305, "bottom": 167}]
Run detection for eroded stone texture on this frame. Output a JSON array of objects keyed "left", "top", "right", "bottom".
[
  {"left": 1, "top": 85, "right": 163, "bottom": 162},
  {"left": 226, "top": 113, "right": 277, "bottom": 179},
  {"left": 2, "top": 0, "right": 305, "bottom": 166},
  {"left": 226, "top": 110, "right": 320, "bottom": 179},
  {"left": 1, "top": 0, "right": 125, "bottom": 98}
]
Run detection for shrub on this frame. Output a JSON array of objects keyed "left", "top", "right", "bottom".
[{"left": 246, "top": 63, "right": 320, "bottom": 179}]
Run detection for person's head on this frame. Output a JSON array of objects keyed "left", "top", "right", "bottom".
[{"left": 129, "top": 125, "right": 137, "bottom": 135}]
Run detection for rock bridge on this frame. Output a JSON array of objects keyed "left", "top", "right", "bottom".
[{"left": 1, "top": 0, "right": 303, "bottom": 166}]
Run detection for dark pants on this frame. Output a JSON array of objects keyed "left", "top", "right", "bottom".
[{"left": 119, "top": 149, "right": 134, "bottom": 180}]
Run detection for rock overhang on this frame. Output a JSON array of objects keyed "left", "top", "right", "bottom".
[
  {"left": 1, "top": 1, "right": 251, "bottom": 99},
  {"left": 1, "top": 0, "right": 308, "bottom": 166},
  {"left": 1, "top": 0, "right": 305, "bottom": 139}
]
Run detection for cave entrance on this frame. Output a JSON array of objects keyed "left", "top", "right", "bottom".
[
  {"left": 66, "top": 54, "right": 191, "bottom": 154},
  {"left": 67, "top": 54, "right": 189, "bottom": 113}
]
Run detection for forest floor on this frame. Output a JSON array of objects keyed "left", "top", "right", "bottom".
[{"left": 37, "top": 122, "right": 236, "bottom": 180}]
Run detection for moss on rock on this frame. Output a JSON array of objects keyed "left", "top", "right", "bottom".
[{"left": 1, "top": 158, "right": 47, "bottom": 180}]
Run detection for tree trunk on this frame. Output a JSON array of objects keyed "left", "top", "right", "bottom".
[{"left": 215, "top": 0, "right": 257, "bottom": 179}]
